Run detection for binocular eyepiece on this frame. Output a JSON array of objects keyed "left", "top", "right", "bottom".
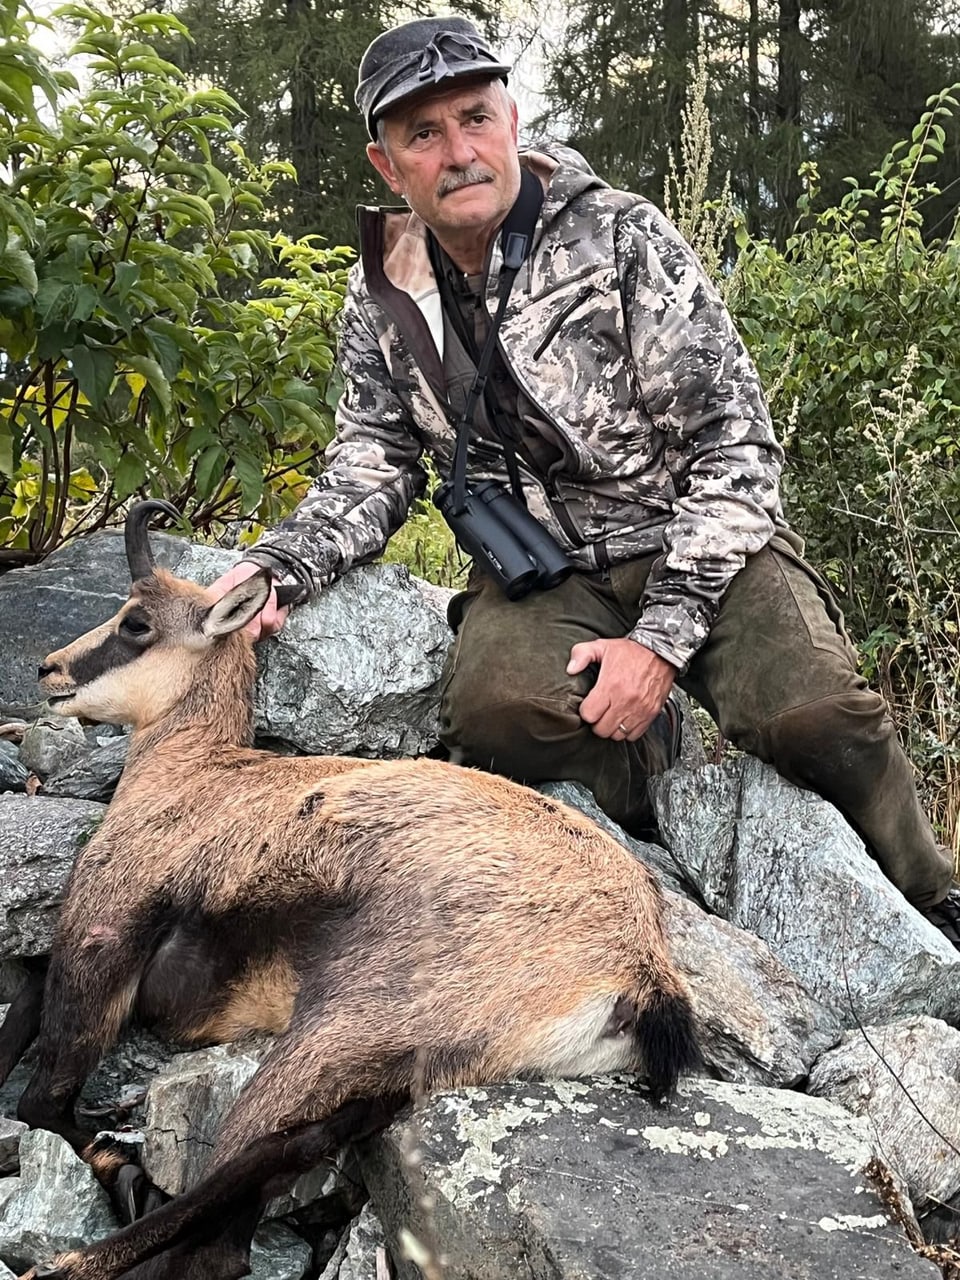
[{"left": 434, "top": 479, "right": 573, "bottom": 600}]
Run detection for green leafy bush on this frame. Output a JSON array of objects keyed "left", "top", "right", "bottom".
[
  {"left": 729, "top": 88, "right": 960, "bottom": 853},
  {"left": 0, "top": 1, "right": 350, "bottom": 558},
  {"left": 382, "top": 460, "right": 460, "bottom": 588}
]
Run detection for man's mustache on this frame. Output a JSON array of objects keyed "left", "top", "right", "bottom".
[{"left": 437, "top": 167, "right": 495, "bottom": 197}]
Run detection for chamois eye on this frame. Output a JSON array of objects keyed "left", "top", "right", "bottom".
[{"left": 119, "top": 615, "right": 152, "bottom": 638}]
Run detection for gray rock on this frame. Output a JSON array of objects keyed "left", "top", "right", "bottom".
[
  {"left": 320, "top": 1203, "right": 387, "bottom": 1280},
  {"left": 412, "top": 580, "right": 456, "bottom": 624},
  {"left": 808, "top": 1016, "right": 960, "bottom": 1222},
  {"left": 0, "top": 1118, "right": 26, "bottom": 1176},
  {"left": 79, "top": 1026, "right": 176, "bottom": 1119},
  {"left": 652, "top": 756, "right": 960, "bottom": 1025},
  {"left": 0, "top": 1129, "right": 115, "bottom": 1272},
  {"left": 0, "top": 1013, "right": 176, "bottom": 1144},
  {"left": 141, "top": 1042, "right": 328, "bottom": 1217},
  {"left": 249, "top": 1222, "right": 312, "bottom": 1280},
  {"left": 19, "top": 716, "right": 88, "bottom": 780},
  {"left": 675, "top": 689, "right": 708, "bottom": 769},
  {"left": 0, "top": 744, "right": 28, "bottom": 794},
  {"left": 0, "top": 795, "right": 105, "bottom": 957},
  {"left": 666, "top": 892, "right": 840, "bottom": 1086},
  {"left": 255, "top": 563, "right": 449, "bottom": 758},
  {"left": 43, "top": 735, "right": 129, "bottom": 801},
  {"left": 142, "top": 1042, "right": 267, "bottom": 1196},
  {"left": 361, "top": 1077, "right": 937, "bottom": 1280},
  {"left": 0, "top": 1258, "right": 14, "bottom": 1279}
]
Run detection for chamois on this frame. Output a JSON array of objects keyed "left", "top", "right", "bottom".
[{"left": 0, "top": 501, "right": 700, "bottom": 1280}]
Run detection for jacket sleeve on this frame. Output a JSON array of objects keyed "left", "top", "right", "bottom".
[
  {"left": 615, "top": 200, "right": 784, "bottom": 671},
  {"left": 247, "top": 271, "right": 428, "bottom": 598}
]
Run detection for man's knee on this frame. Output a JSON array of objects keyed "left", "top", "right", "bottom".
[
  {"left": 440, "top": 680, "right": 588, "bottom": 779},
  {"left": 752, "top": 690, "right": 893, "bottom": 806},
  {"left": 438, "top": 608, "right": 593, "bottom": 775}
]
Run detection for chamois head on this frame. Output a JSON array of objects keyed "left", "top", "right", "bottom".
[{"left": 38, "top": 501, "right": 273, "bottom": 727}]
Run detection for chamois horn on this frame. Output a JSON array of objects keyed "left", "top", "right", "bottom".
[{"left": 124, "top": 500, "right": 181, "bottom": 582}]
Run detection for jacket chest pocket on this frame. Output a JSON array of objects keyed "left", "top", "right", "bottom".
[{"left": 532, "top": 285, "right": 600, "bottom": 359}]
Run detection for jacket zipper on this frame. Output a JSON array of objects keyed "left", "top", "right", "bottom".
[{"left": 531, "top": 285, "right": 598, "bottom": 360}]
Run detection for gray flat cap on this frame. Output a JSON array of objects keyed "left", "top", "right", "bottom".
[{"left": 357, "top": 16, "right": 511, "bottom": 138}]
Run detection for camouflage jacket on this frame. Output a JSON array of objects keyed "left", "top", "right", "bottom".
[{"left": 248, "top": 149, "right": 790, "bottom": 671}]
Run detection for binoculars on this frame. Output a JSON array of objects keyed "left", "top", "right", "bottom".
[{"left": 434, "top": 479, "right": 573, "bottom": 600}]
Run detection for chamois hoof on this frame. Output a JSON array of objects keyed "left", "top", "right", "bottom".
[{"left": 115, "top": 1162, "right": 169, "bottom": 1225}]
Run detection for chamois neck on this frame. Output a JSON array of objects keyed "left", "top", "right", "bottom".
[{"left": 126, "top": 633, "right": 257, "bottom": 760}]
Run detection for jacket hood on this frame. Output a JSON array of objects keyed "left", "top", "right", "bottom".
[{"left": 522, "top": 142, "right": 606, "bottom": 223}]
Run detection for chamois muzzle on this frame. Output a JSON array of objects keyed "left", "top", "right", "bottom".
[{"left": 124, "top": 499, "right": 181, "bottom": 582}]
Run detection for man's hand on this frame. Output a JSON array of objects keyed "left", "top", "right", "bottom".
[
  {"left": 567, "top": 638, "right": 676, "bottom": 741},
  {"left": 206, "top": 561, "right": 290, "bottom": 641}
]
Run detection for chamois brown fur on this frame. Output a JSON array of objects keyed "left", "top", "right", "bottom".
[{"left": 2, "top": 503, "right": 700, "bottom": 1280}]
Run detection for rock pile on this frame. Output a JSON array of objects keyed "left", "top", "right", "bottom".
[{"left": 0, "top": 531, "right": 957, "bottom": 1278}]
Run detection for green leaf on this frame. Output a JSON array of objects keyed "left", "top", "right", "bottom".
[
  {"left": 113, "top": 452, "right": 146, "bottom": 499},
  {"left": 35, "top": 279, "right": 75, "bottom": 327},
  {"left": 232, "top": 448, "right": 264, "bottom": 512},
  {"left": 70, "top": 284, "right": 99, "bottom": 323},
  {"left": 0, "top": 419, "right": 14, "bottom": 477},
  {"left": 144, "top": 326, "right": 183, "bottom": 381},
  {"left": 0, "top": 283, "right": 32, "bottom": 316},
  {"left": 324, "top": 367, "right": 345, "bottom": 411},
  {"left": 203, "top": 163, "right": 233, "bottom": 204},
  {"left": 281, "top": 377, "right": 320, "bottom": 405},
  {"left": 113, "top": 261, "right": 139, "bottom": 301},
  {"left": 36, "top": 321, "right": 80, "bottom": 363},
  {"left": 194, "top": 444, "right": 226, "bottom": 498},
  {"left": 0, "top": 247, "right": 37, "bottom": 294},
  {"left": 124, "top": 354, "right": 171, "bottom": 416},
  {"left": 67, "top": 344, "right": 115, "bottom": 409}
]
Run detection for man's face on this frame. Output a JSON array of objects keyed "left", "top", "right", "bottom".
[{"left": 366, "top": 79, "right": 521, "bottom": 249}]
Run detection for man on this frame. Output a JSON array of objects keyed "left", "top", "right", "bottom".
[{"left": 210, "top": 16, "right": 960, "bottom": 942}]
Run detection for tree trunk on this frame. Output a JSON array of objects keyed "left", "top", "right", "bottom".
[
  {"left": 287, "top": 0, "right": 319, "bottom": 237},
  {"left": 775, "top": 0, "right": 803, "bottom": 240},
  {"left": 747, "top": 0, "right": 761, "bottom": 231},
  {"left": 662, "top": 0, "right": 690, "bottom": 155}
]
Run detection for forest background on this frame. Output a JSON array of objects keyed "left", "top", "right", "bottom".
[{"left": 1, "top": 0, "right": 959, "bottom": 855}]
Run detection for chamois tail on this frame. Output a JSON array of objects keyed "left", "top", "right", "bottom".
[{"left": 636, "top": 985, "right": 702, "bottom": 1104}]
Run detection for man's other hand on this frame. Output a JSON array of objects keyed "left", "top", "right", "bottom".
[
  {"left": 206, "top": 561, "right": 290, "bottom": 641},
  {"left": 567, "top": 638, "right": 676, "bottom": 741}
]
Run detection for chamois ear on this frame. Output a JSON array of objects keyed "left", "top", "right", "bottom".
[{"left": 202, "top": 572, "right": 273, "bottom": 638}]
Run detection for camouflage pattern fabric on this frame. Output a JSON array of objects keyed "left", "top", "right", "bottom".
[{"left": 247, "top": 148, "right": 790, "bottom": 671}]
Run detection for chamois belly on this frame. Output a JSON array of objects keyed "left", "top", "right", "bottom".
[{"left": 135, "top": 923, "right": 298, "bottom": 1045}]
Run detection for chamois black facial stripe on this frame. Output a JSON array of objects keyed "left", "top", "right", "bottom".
[{"left": 69, "top": 632, "right": 149, "bottom": 687}]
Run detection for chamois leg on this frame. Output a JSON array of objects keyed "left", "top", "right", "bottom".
[
  {"left": 0, "top": 959, "right": 47, "bottom": 1085},
  {"left": 17, "top": 938, "right": 148, "bottom": 1214},
  {"left": 29, "top": 1095, "right": 402, "bottom": 1280},
  {"left": 88, "top": 1199, "right": 260, "bottom": 1280},
  {"left": 32, "top": 1002, "right": 424, "bottom": 1280}
]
